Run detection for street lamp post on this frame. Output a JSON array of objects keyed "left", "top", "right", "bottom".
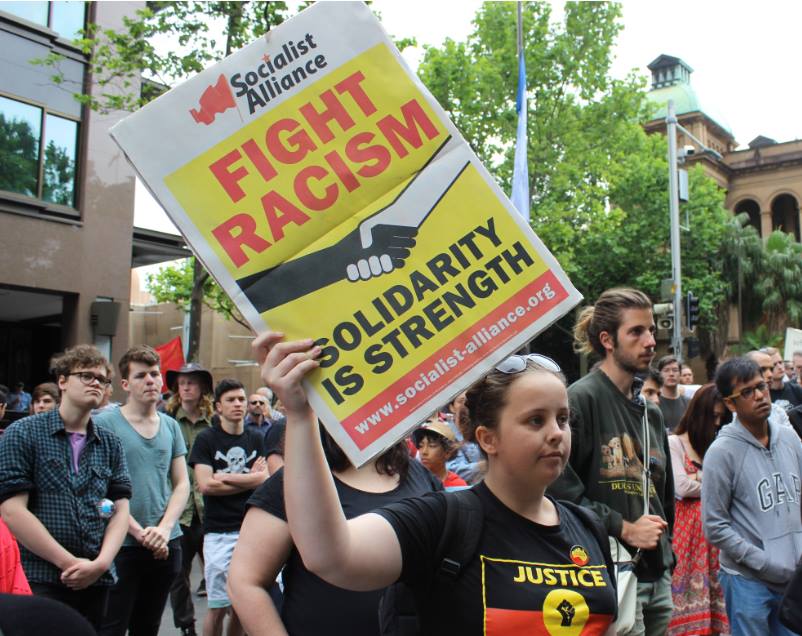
[
  {"left": 665, "top": 101, "right": 724, "bottom": 362},
  {"left": 666, "top": 100, "right": 683, "bottom": 362}
]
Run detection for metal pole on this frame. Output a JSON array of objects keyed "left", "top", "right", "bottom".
[
  {"left": 667, "top": 100, "right": 683, "bottom": 362},
  {"left": 517, "top": 3, "right": 523, "bottom": 56}
]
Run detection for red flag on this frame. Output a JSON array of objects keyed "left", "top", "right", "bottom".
[
  {"left": 154, "top": 336, "right": 185, "bottom": 393},
  {"left": 189, "top": 74, "right": 236, "bottom": 125}
]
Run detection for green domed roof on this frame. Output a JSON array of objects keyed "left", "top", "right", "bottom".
[
  {"left": 646, "top": 83, "right": 701, "bottom": 120},
  {"left": 644, "top": 55, "right": 733, "bottom": 136}
]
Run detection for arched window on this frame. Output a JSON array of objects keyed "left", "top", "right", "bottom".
[
  {"left": 771, "top": 194, "right": 800, "bottom": 242},
  {"left": 734, "top": 199, "right": 762, "bottom": 237}
]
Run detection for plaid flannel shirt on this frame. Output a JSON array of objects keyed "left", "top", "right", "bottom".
[{"left": 0, "top": 410, "right": 131, "bottom": 586}]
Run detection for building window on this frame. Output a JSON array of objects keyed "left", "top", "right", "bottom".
[
  {"left": 0, "top": 94, "right": 79, "bottom": 208},
  {"left": 0, "top": 1, "right": 86, "bottom": 41}
]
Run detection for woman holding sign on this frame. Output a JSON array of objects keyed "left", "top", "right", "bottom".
[
  {"left": 252, "top": 332, "right": 617, "bottom": 635},
  {"left": 228, "top": 430, "right": 441, "bottom": 635}
]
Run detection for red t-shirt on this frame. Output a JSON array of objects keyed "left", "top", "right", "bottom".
[
  {"left": 0, "top": 518, "right": 31, "bottom": 595},
  {"left": 443, "top": 470, "right": 468, "bottom": 489}
]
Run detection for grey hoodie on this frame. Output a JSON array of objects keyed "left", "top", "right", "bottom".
[{"left": 702, "top": 417, "right": 802, "bottom": 590}]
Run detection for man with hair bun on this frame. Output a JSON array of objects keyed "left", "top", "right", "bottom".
[{"left": 549, "top": 287, "right": 675, "bottom": 635}]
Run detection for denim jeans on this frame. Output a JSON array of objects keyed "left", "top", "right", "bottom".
[
  {"left": 99, "top": 538, "right": 182, "bottom": 636},
  {"left": 719, "top": 571, "right": 800, "bottom": 636}
]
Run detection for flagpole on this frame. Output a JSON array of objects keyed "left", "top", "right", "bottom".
[{"left": 511, "top": 3, "right": 529, "bottom": 221}]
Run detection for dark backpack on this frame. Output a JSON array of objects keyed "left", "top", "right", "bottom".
[{"left": 377, "top": 489, "right": 616, "bottom": 636}]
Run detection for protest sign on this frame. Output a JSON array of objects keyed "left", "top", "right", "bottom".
[
  {"left": 785, "top": 328, "right": 802, "bottom": 363},
  {"left": 111, "top": 1, "right": 582, "bottom": 466}
]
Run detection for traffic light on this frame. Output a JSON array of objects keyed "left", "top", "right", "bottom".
[
  {"left": 686, "top": 337, "right": 700, "bottom": 359},
  {"left": 686, "top": 292, "right": 700, "bottom": 330}
]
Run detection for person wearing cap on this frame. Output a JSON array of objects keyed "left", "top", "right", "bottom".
[
  {"left": 412, "top": 420, "right": 467, "bottom": 489},
  {"left": 164, "top": 363, "right": 214, "bottom": 636}
]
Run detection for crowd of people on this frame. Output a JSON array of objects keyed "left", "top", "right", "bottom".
[{"left": 1, "top": 286, "right": 802, "bottom": 636}]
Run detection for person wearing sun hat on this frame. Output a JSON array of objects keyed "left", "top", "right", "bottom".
[
  {"left": 412, "top": 420, "right": 468, "bottom": 490},
  {"left": 164, "top": 363, "right": 214, "bottom": 636}
]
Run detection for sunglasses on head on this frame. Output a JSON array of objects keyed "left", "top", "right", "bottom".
[{"left": 495, "top": 353, "right": 561, "bottom": 375}]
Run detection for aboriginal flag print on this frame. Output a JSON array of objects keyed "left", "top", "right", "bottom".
[{"left": 482, "top": 556, "right": 614, "bottom": 635}]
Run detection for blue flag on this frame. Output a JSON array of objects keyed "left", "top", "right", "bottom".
[{"left": 511, "top": 49, "right": 529, "bottom": 220}]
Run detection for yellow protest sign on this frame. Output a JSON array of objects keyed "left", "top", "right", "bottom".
[{"left": 111, "top": 1, "right": 581, "bottom": 465}]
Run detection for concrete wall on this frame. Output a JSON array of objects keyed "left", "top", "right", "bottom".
[{"left": 129, "top": 302, "right": 263, "bottom": 394}]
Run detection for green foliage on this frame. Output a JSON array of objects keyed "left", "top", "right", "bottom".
[
  {"left": 754, "top": 231, "right": 802, "bottom": 332},
  {"left": 33, "top": 2, "right": 293, "bottom": 113},
  {"left": 729, "top": 325, "right": 784, "bottom": 355},
  {"left": 418, "top": 1, "right": 648, "bottom": 272},
  {"left": 146, "top": 257, "right": 249, "bottom": 329},
  {"left": 572, "top": 134, "right": 739, "bottom": 344},
  {"left": 0, "top": 113, "right": 39, "bottom": 197},
  {"left": 42, "top": 140, "right": 76, "bottom": 206},
  {"left": 417, "top": 1, "right": 800, "bottom": 358}
]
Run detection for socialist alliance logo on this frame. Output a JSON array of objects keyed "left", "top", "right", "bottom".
[{"left": 189, "top": 74, "right": 236, "bottom": 125}]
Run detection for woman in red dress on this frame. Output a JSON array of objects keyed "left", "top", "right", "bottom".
[{"left": 668, "top": 384, "right": 731, "bottom": 635}]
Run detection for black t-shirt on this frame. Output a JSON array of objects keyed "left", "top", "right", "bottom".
[
  {"left": 189, "top": 426, "right": 265, "bottom": 532},
  {"left": 770, "top": 382, "right": 802, "bottom": 412},
  {"left": 659, "top": 393, "right": 690, "bottom": 432},
  {"left": 264, "top": 420, "right": 286, "bottom": 458},
  {"left": 376, "top": 482, "right": 617, "bottom": 635},
  {"left": 0, "top": 593, "right": 95, "bottom": 636},
  {"left": 247, "top": 461, "right": 442, "bottom": 636}
]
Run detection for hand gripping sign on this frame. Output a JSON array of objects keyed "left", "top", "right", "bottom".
[{"left": 111, "top": 1, "right": 582, "bottom": 466}]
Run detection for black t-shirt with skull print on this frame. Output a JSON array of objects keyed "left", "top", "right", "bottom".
[{"left": 189, "top": 426, "right": 265, "bottom": 532}]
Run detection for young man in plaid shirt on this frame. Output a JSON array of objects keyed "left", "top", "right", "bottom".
[{"left": 0, "top": 345, "right": 131, "bottom": 630}]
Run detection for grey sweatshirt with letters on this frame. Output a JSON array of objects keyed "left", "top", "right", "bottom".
[{"left": 702, "top": 417, "right": 802, "bottom": 590}]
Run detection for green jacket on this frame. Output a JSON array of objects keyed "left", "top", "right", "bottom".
[
  {"left": 173, "top": 406, "right": 212, "bottom": 527},
  {"left": 548, "top": 369, "right": 675, "bottom": 582}
]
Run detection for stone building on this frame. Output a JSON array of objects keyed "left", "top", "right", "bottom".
[{"left": 644, "top": 54, "right": 802, "bottom": 241}]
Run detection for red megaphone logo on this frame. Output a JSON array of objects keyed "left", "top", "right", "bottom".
[{"left": 190, "top": 74, "right": 236, "bottom": 125}]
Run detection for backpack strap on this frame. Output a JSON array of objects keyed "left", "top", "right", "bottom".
[
  {"left": 432, "top": 487, "right": 484, "bottom": 589},
  {"left": 559, "top": 500, "right": 618, "bottom": 603}
]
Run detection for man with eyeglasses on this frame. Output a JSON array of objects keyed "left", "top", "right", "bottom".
[
  {"left": 703, "top": 357, "right": 802, "bottom": 635},
  {"left": 0, "top": 345, "right": 131, "bottom": 630},
  {"left": 745, "top": 350, "right": 793, "bottom": 431}
]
